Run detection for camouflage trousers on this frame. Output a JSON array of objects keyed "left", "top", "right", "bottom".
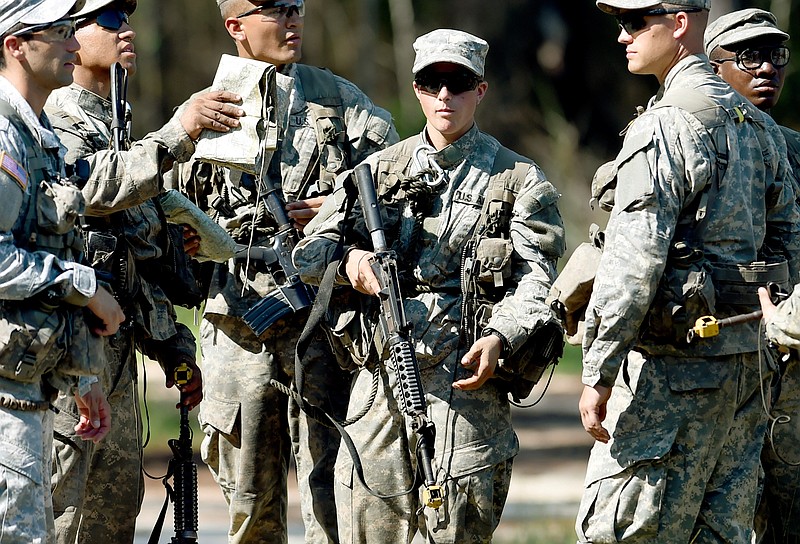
[
  {"left": 0, "top": 380, "right": 56, "bottom": 544},
  {"left": 51, "top": 332, "right": 144, "bottom": 544},
  {"left": 198, "top": 314, "right": 351, "bottom": 544},
  {"left": 755, "top": 356, "right": 800, "bottom": 544},
  {"left": 576, "top": 350, "right": 771, "bottom": 543},
  {"left": 334, "top": 352, "right": 516, "bottom": 543}
]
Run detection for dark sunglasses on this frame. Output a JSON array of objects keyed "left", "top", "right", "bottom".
[
  {"left": 77, "top": 8, "right": 130, "bottom": 31},
  {"left": 11, "top": 19, "right": 76, "bottom": 41},
  {"left": 237, "top": 0, "right": 305, "bottom": 20},
  {"left": 616, "top": 7, "right": 701, "bottom": 35},
  {"left": 713, "top": 46, "right": 790, "bottom": 71},
  {"left": 414, "top": 69, "right": 481, "bottom": 95}
]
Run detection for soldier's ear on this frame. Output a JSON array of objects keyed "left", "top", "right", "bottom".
[{"left": 224, "top": 16, "right": 246, "bottom": 42}]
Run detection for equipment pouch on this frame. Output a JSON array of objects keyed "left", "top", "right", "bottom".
[
  {"left": 494, "top": 320, "right": 565, "bottom": 402},
  {"left": 324, "top": 291, "right": 377, "bottom": 371},
  {"left": 641, "top": 243, "right": 716, "bottom": 344},
  {"left": 474, "top": 237, "right": 513, "bottom": 286},
  {"left": 0, "top": 304, "right": 66, "bottom": 383},
  {"left": 36, "top": 180, "right": 84, "bottom": 235}
]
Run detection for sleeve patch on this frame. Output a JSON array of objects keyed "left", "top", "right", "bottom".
[{"left": 0, "top": 151, "right": 27, "bottom": 190}]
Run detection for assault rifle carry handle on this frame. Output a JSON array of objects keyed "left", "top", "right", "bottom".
[{"left": 353, "top": 163, "right": 444, "bottom": 510}]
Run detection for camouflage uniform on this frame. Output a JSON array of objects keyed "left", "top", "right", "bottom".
[
  {"left": 0, "top": 68, "right": 102, "bottom": 543},
  {"left": 293, "top": 122, "right": 565, "bottom": 542},
  {"left": 174, "top": 62, "right": 397, "bottom": 544},
  {"left": 576, "top": 54, "right": 800, "bottom": 543},
  {"left": 754, "top": 125, "right": 800, "bottom": 544},
  {"left": 44, "top": 83, "right": 198, "bottom": 544}
]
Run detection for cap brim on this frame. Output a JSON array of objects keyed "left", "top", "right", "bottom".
[
  {"left": 596, "top": 0, "right": 660, "bottom": 15},
  {"left": 718, "top": 27, "right": 789, "bottom": 49},
  {"left": 21, "top": 0, "right": 81, "bottom": 25},
  {"left": 413, "top": 55, "right": 481, "bottom": 76}
]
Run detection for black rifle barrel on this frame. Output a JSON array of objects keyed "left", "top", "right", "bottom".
[
  {"left": 110, "top": 62, "right": 127, "bottom": 153},
  {"left": 354, "top": 164, "right": 388, "bottom": 253}
]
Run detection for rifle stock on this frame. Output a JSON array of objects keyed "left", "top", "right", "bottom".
[{"left": 352, "top": 164, "right": 443, "bottom": 509}]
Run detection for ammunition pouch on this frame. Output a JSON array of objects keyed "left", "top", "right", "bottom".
[
  {"left": 474, "top": 237, "right": 513, "bottom": 286},
  {"left": 641, "top": 242, "right": 716, "bottom": 344},
  {"left": 323, "top": 290, "right": 378, "bottom": 371},
  {"left": 0, "top": 303, "right": 65, "bottom": 383},
  {"left": 493, "top": 319, "right": 565, "bottom": 403}
]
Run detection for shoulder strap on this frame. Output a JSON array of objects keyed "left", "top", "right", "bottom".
[
  {"left": 653, "top": 88, "right": 742, "bottom": 229},
  {"left": 478, "top": 145, "right": 533, "bottom": 238},
  {"left": 0, "top": 98, "right": 50, "bottom": 249},
  {"left": 295, "top": 65, "right": 347, "bottom": 192}
]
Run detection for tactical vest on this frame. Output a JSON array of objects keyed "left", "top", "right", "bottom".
[
  {"left": 0, "top": 99, "right": 83, "bottom": 261},
  {"left": 372, "top": 137, "right": 564, "bottom": 401},
  {"left": 295, "top": 64, "right": 349, "bottom": 194},
  {"left": 0, "top": 99, "right": 96, "bottom": 389}
]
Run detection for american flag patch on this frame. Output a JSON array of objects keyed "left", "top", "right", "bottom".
[{"left": 0, "top": 151, "right": 27, "bottom": 190}]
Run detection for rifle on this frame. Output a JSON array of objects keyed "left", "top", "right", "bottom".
[
  {"left": 352, "top": 163, "right": 443, "bottom": 510},
  {"left": 240, "top": 165, "right": 315, "bottom": 336},
  {"left": 110, "top": 62, "right": 129, "bottom": 152}
]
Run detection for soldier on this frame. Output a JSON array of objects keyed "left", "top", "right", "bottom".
[
  {"left": 172, "top": 1, "right": 398, "bottom": 542},
  {"left": 704, "top": 9, "right": 800, "bottom": 543},
  {"left": 577, "top": 1, "right": 800, "bottom": 542},
  {"left": 43, "top": 1, "right": 245, "bottom": 542},
  {"left": 293, "top": 29, "right": 565, "bottom": 543},
  {"left": 0, "top": 0, "right": 127, "bottom": 541}
]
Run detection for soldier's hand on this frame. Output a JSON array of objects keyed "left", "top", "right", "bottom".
[
  {"left": 180, "top": 90, "right": 244, "bottom": 141},
  {"left": 758, "top": 287, "right": 778, "bottom": 325},
  {"left": 86, "top": 286, "right": 125, "bottom": 336},
  {"left": 344, "top": 249, "right": 381, "bottom": 296},
  {"left": 286, "top": 196, "right": 326, "bottom": 231},
  {"left": 165, "top": 357, "right": 203, "bottom": 410},
  {"left": 73, "top": 382, "right": 111, "bottom": 444},
  {"left": 182, "top": 224, "right": 201, "bottom": 257},
  {"left": 579, "top": 384, "right": 612, "bottom": 443},
  {"left": 453, "top": 334, "right": 501, "bottom": 391}
]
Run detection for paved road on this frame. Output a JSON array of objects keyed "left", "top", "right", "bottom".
[{"left": 135, "top": 372, "right": 592, "bottom": 543}]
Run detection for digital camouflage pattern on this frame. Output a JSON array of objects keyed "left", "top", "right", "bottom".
[
  {"left": 45, "top": 83, "right": 198, "bottom": 543},
  {"left": 756, "top": 126, "right": 800, "bottom": 544},
  {"left": 577, "top": 56, "right": 800, "bottom": 542},
  {"left": 0, "top": 69, "right": 95, "bottom": 543},
  {"left": 411, "top": 29, "right": 488, "bottom": 77},
  {"left": 174, "top": 61, "right": 398, "bottom": 544},
  {"left": 293, "top": 123, "right": 565, "bottom": 542}
]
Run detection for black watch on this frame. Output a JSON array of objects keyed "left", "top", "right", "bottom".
[{"left": 482, "top": 328, "right": 511, "bottom": 359}]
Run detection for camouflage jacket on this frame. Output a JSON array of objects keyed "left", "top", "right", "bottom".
[
  {"left": 582, "top": 55, "right": 800, "bottom": 387},
  {"left": 46, "top": 84, "right": 193, "bottom": 346},
  {"left": 176, "top": 62, "right": 398, "bottom": 325}
]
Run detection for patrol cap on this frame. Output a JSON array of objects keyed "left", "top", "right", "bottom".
[
  {"left": 704, "top": 9, "right": 789, "bottom": 54},
  {"left": 0, "top": 0, "right": 83, "bottom": 38},
  {"left": 597, "top": 0, "right": 710, "bottom": 15},
  {"left": 72, "top": 0, "right": 137, "bottom": 18},
  {"left": 412, "top": 29, "right": 488, "bottom": 78}
]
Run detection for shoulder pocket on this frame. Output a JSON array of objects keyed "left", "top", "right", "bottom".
[{"left": 614, "top": 123, "right": 655, "bottom": 213}]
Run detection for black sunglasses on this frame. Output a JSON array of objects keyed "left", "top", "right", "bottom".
[
  {"left": 616, "top": 7, "right": 701, "bottom": 35},
  {"left": 414, "top": 69, "right": 481, "bottom": 95},
  {"left": 713, "top": 46, "right": 791, "bottom": 71},
  {"left": 77, "top": 8, "right": 130, "bottom": 31},
  {"left": 237, "top": 0, "right": 305, "bottom": 20}
]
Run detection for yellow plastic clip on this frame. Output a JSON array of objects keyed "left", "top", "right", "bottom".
[
  {"left": 174, "top": 362, "right": 193, "bottom": 386},
  {"left": 422, "top": 484, "right": 444, "bottom": 509},
  {"left": 692, "top": 316, "right": 720, "bottom": 339}
]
